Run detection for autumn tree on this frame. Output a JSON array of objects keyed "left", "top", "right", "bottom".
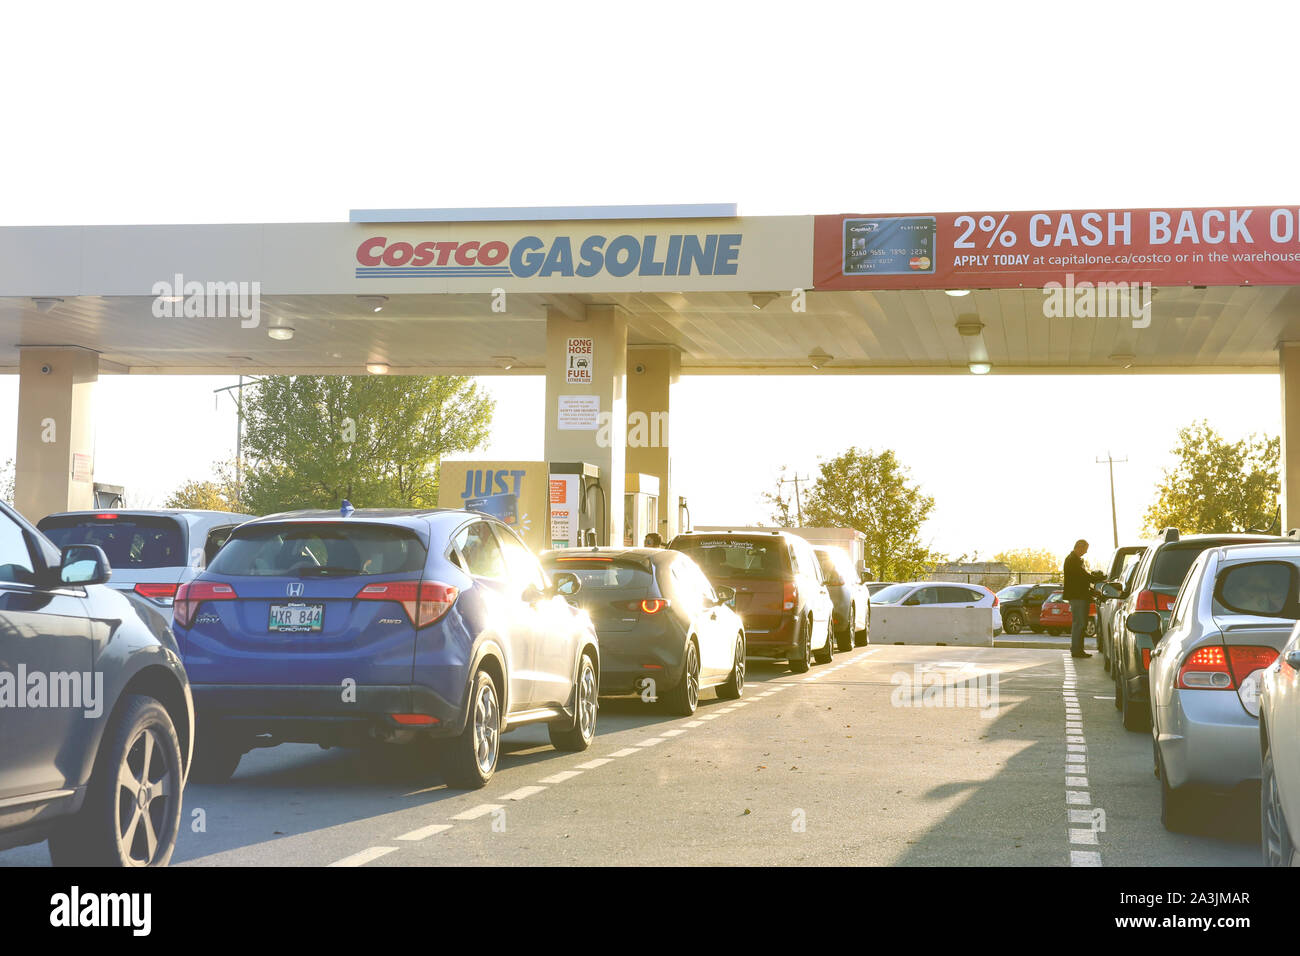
[{"left": 1143, "top": 421, "right": 1279, "bottom": 534}]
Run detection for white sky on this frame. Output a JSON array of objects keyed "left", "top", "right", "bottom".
[{"left": 1, "top": 1, "right": 1294, "bottom": 563}]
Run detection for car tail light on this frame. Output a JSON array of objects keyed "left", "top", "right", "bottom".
[
  {"left": 173, "top": 580, "right": 237, "bottom": 628},
  {"left": 1177, "top": 645, "right": 1234, "bottom": 690},
  {"left": 389, "top": 713, "right": 439, "bottom": 726},
  {"left": 783, "top": 581, "right": 797, "bottom": 612},
  {"left": 356, "top": 580, "right": 458, "bottom": 628},
  {"left": 134, "top": 582, "right": 179, "bottom": 605},
  {"left": 94, "top": 513, "right": 119, "bottom": 520},
  {"left": 1134, "top": 590, "right": 1157, "bottom": 611},
  {"left": 992, "top": 593, "right": 999, "bottom": 607},
  {"left": 639, "top": 598, "right": 667, "bottom": 615},
  {"left": 1227, "top": 646, "right": 1279, "bottom": 717},
  {"left": 1141, "top": 648, "right": 1151, "bottom": 670}
]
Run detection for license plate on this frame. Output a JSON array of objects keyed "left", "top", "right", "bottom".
[
  {"left": 1051, "top": 608, "right": 1061, "bottom": 614},
  {"left": 269, "top": 603, "right": 324, "bottom": 632}
]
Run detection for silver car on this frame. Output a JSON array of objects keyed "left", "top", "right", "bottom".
[
  {"left": 36, "top": 509, "right": 255, "bottom": 617},
  {"left": 1136, "top": 541, "right": 1300, "bottom": 831},
  {"left": 1260, "top": 623, "right": 1300, "bottom": 866}
]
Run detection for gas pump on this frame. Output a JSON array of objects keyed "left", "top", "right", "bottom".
[
  {"left": 624, "top": 473, "right": 660, "bottom": 547},
  {"left": 548, "top": 462, "right": 603, "bottom": 548}
]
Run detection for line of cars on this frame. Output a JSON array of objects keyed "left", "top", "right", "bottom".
[
  {"left": 0, "top": 508, "right": 873, "bottom": 867},
  {"left": 1090, "top": 528, "right": 1300, "bottom": 864}
]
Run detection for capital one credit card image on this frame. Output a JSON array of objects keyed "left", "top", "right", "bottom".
[
  {"left": 465, "top": 493, "right": 520, "bottom": 525},
  {"left": 842, "top": 216, "right": 937, "bottom": 276}
]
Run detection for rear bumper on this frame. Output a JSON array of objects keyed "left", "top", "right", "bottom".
[
  {"left": 598, "top": 638, "right": 688, "bottom": 696},
  {"left": 192, "top": 683, "right": 465, "bottom": 743},
  {"left": 742, "top": 616, "right": 798, "bottom": 659},
  {"left": 1158, "top": 690, "right": 1260, "bottom": 789}
]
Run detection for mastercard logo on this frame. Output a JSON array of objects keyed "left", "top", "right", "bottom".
[{"left": 909, "top": 256, "right": 932, "bottom": 271}]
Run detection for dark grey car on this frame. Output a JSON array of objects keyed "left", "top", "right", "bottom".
[{"left": 0, "top": 499, "right": 194, "bottom": 866}]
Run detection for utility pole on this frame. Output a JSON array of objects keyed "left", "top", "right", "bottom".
[
  {"left": 778, "top": 474, "right": 810, "bottom": 527},
  {"left": 213, "top": 375, "right": 264, "bottom": 504},
  {"left": 1096, "top": 452, "right": 1127, "bottom": 549}
]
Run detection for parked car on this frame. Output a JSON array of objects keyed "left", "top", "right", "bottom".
[
  {"left": 669, "top": 531, "right": 834, "bottom": 673},
  {"left": 0, "top": 499, "right": 194, "bottom": 866},
  {"left": 1099, "top": 555, "right": 1145, "bottom": 673},
  {"left": 1038, "top": 590, "right": 1097, "bottom": 637},
  {"left": 996, "top": 582, "right": 1060, "bottom": 635},
  {"left": 1104, "top": 528, "right": 1284, "bottom": 732},
  {"left": 1139, "top": 541, "right": 1300, "bottom": 831},
  {"left": 864, "top": 581, "right": 896, "bottom": 595},
  {"left": 38, "top": 509, "right": 255, "bottom": 618},
  {"left": 540, "top": 548, "right": 745, "bottom": 715},
  {"left": 813, "top": 546, "right": 870, "bottom": 650},
  {"left": 870, "top": 581, "right": 1003, "bottom": 634},
  {"left": 172, "top": 507, "right": 599, "bottom": 789},
  {"left": 1260, "top": 622, "right": 1300, "bottom": 866}
]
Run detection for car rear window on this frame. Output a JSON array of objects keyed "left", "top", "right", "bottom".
[
  {"left": 1046, "top": 591, "right": 1063, "bottom": 603},
  {"left": 544, "top": 559, "right": 652, "bottom": 590},
  {"left": 1216, "top": 560, "right": 1300, "bottom": 618},
  {"left": 998, "top": 585, "right": 1031, "bottom": 600},
  {"left": 39, "top": 515, "right": 186, "bottom": 569},
  {"left": 672, "top": 537, "right": 787, "bottom": 579},
  {"left": 1150, "top": 541, "right": 1261, "bottom": 590},
  {"left": 208, "top": 522, "right": 427, "bottom": 577}
]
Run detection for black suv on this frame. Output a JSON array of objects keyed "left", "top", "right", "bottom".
[
  {"left": 0, "top": 499, "right": 194, "bottom": 866},
  {"left": 996, "top": 582, "right": 1061, "bottom": 635},
  {"left": 669, "top": 531, "right": 835, "bottom": 673}
]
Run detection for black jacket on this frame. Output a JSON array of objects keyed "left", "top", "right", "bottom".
[{"left": 1062, "top": 552, "right": 1097, "bottom": 600}]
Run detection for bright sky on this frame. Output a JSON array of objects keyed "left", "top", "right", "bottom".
[{"left": 1, "top": 1, "right": 1294, "bottom": 564}]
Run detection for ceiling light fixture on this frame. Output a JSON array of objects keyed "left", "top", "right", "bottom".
[
  {"left": 945, "top": 289, "right": 971, "bottom": 297},
  {"left": 955, "top": 316, "right": 985, "bottom": 337},
  {"left": 366, "top": 362, "right": 390, "bottom": 374},
  {"left": 31, "top": 297, "right": 64, "bottom": 313},
  {"left": 808, "top": 348, "right": 833, "bottom": 369},
  {"left": 267, "top": 326, "right": 295, "bottom": 341},
  {"left": 968, "top": 361, "right": 992, "bottom": 375},
  {"left": 1109, "top": 351, "right": 1136, "bottom": 369},
  {"left": 492, "top": 355, "right": 517, "bottom": 370},
  {"left": 357, "top": 295, "right": 389, "bottom": 313},
  {"left": 751, "top": 292, "right": 780, "bottom": 310}
]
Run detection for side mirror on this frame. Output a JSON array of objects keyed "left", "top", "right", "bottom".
[
  {"left": 550, "top": 571, "right": 581, "bottom": 597},
  {"left": 1096, "top": 583, "right": 1121, "bottom": 600},
  {"left": 1286, "top": 648, "right": 1300, "bottom": 670},
  {"left": 59, "top": 544, "right": 111, "bottom": 586},
  {"left": 1125, "top": 610, "right": 1162, "bottom": 637},
  {"left": 903, "top": 595, "right": 921, "bottom": 607},
  {"left": 715, "top": 584, "right": 737, "bottom": 607}
]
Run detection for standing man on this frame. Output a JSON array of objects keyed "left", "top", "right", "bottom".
[{"left": 1063, "top": 539, "right": 1101, "bottom": 659}]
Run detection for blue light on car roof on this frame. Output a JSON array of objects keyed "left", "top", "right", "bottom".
[{"left": 341, "top": 500, "right": 355, "bottom": 517}]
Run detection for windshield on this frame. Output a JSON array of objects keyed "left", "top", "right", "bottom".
[
  {"left": 871, "top": 583, "right": 914, "bottom": 604},
  {"left": 997, "top": 585, "right": 1031, "bottom": 600},
  {"left": 672, "top": 537, "right": 786, "bottom": 579},
  {"left": 39, "top": 515, "right": 186, "bottom": 569},
  {"left": 208, "top": 522, "right": 427, "bottom": 577}
]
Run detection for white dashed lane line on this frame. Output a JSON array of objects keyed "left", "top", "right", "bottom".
[
  {"left": 1062, "top": 653, "right": 1103, "bottom": 867},
  {"left": 396, "top": 824, "right": 452, "bottom": 841},
  {"left": 539, "top": 770, "right": 583, "bottom": 784},
  {"left": 451, "top": 803, "right": 504, "bottom": 821},
  {"left": 328, "top": 846, "right": 399, "bottom": 867},
  {"left": 502, "top": 785, "right": 547, "bottom": 800}
]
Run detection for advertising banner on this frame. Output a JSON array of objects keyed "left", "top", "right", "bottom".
[
  {"left": 814, "top": 205, "right": 1300, "bottom": 290},
  {"left": 548, "top": 474, "right": 581, "bottom": 549},
  {"left": 437, "top": 460, "right": 549, "bottom": 554}
]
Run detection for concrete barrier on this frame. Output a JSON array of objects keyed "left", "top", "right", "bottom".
[{"left": 868, "top": 606, "right": 994, "bottom": 646}]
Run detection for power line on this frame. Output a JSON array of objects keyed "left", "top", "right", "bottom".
[{"left": 778, "top": 474, "right": 811, "bottom": 527}]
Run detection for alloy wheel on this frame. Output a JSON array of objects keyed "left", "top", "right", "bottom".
[
  {"left": 473, "top": 680, "right": 500, "bottom": 775},
  {"left": 577, "top": 660, "right": 597, "bottom": 742},
  {"left": 116, "top": 725, "right": 179, "bottom": 866}
]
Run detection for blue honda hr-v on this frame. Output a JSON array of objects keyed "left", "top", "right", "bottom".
[{"left": 172, "top": 507, "right": 599, "bottom": 788}]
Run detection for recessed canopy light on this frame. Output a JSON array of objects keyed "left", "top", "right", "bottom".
[
  {"left": 366, "top": 362, "right": 390, "bottom": 374},
  {"left": 955, "top": 316, "right": 984, "bottom": 337},
  {"left": 267, "top": 326, "right": 295, "bottom": 341},
  {"left": 492, "top": 355, "right": 517, "bottom": 370},
  {"left": 357, "top": 295, "right": 389, "bottom": 313},
  {"left": 968, "top": 361, "right": 992, "bottom": 375},
  {"left": 945, "top": 289, "right": 971, "bottom": 297},
  {"left": 1109, "top": 352, "right": 1136, "bottom": 369},
  {"left": 808, "top": 348, "right": 833, "bottom": 369},
  {"left": 751, "top": 292, "right": 780, "bottom": 310},
  {"left": 31, "top": 297, "right": 63, "bottom": 313}
]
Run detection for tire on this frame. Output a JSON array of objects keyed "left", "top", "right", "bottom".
[
  {"left": 814, "top": 619, "right": 834, "bottom": 664},
  {"left": 836, "top": 609, "right": 854, "bottom": 652},
  {"left": 1262, "top": 741, "right": 1298, "bottom": 866},
  {"left": 663, "top": 640, "right": 701, "bottom": 716},
  {"left": 440, "top": 668, "right": 501, "bottom": 789},
  {"left": 854, "top": 619, "right": 868, "bottom": 647},
  {"left": 1121, "top": 662, "right": 1151, "bottom": 732},
  {"left": 1085, "top": 619, "right": 1097, "bottom": 639},
  {"left": 1159, "top": 749, "right": 1197, "bottom": 833},
  {"left": 717, "top": 635, "right": 746, "bottom": 700},
  {"left": 788, "top": 622, "right": 811, "bottom": 674},
  {"left": 1113, "top": 652, "right": 1124, "bottom": 710},
  {"left": 187, "top": 725, "right": 244, "bottom": 784},
  {"left": 1003, "top": 610, "right": 1024, "bottom": 635},
  {"left": 48, "top": 695, "right": 184, "bottom": 867},
  {"left": 550, "top": 652, "right": 598, "bottom": 752}
]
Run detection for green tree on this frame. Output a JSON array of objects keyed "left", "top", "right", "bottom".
[
  {"left": 765, "top": 447, "right": 943, "bottom": 580},
  {"left": 994, "top": 548, "right": 1062, "bottom": 574},
  {"left": 1143, "top": 420, "right": 1279, "bottom": 535},
  {"left": 239, "top": 375, "right": 494, "bottom": 514},
  {"left": 163, "top": 459, "right": 243, "bottom": 511},
  {"left": 0, "top": 458, "right": 13, "bottom": 504}
]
